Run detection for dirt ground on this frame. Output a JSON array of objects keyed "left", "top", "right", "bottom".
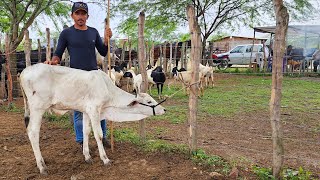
[{"left": 0, "top": 74, "right": 319, "bottom": 179}]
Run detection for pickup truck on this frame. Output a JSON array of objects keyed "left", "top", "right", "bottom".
[{"left": 217, "top": 44, "right": 269, "bottom": 67}]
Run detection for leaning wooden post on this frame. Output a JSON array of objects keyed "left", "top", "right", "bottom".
[
  {"left": 174, "top": 42, "right": 178, "bottom": 67},
  {"left": 169, "top": 42, "right": 173, "bottom": 78},
  {"left": 105, "top": 0, "right": 114, "bottom": 152},
  {"left": 121, "top": 40, "right": 126, "bottom": 64},
  {"left": 4, "top": 34, "right": 13, "bottom": 104},
  {"left": 163, "top": 43, "right": 167, "bottom": 73},
  {"left": 138, "top": 11, "right": 147, "bottom": 141},
  {"left": 150, "top": 42, "right": 154, "bottom": 66},
  {"left": 46, "top": 28, "right": 51, "bottom": 62},
  {"left": 270, "top": 0, "right": 289, "bottom": 178},
  {"left": 24, "top": 30, "right": 31, "bottom": 67},
  {"left": 37, "top": 39, "right": 42, "bottom": 63},
  {"left": 128, "top": 38, "right": 132, "bottom": 69},
  {"left": 0, "top": 64, "right": 6, "bottom": 99},
  {"left": 186, "top": 5, "right": 201, "bottom": 152}
]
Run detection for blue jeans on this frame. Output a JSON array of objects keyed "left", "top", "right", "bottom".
[{"left": 73, "top": 110, "right": 107, "bottom": 143}]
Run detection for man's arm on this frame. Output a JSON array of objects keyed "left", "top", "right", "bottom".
[{"left": 96, "top": 28, "right": 112, "bottom": 57}]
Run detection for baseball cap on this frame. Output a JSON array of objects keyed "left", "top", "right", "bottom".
[{"left": 72, "top": 2, "right": 88, "bottom": 14}]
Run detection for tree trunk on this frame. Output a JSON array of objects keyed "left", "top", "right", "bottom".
[
  {"left": 5, "top": 34, "right": 13, "bottom": 103},
  {"left": 186, "top": 5, "right": 201, "bottom": 152},
  {"left": 138, "top": 11, "right": 147, "bottom": 141},
  {"left": 270, "top": 0, "right": 289, "bottom": 179}
]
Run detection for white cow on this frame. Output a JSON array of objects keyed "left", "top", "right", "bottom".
[{"left": 19, "top": 63, "right": 166, "bottom": 174}]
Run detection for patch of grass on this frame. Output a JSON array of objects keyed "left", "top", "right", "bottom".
[
  {"left": 112, "top": 127, "right": 188, "bottom": 154},
  {"left": 252, "top": 165, "right": 275, "bottom": 180},
  {"left": 282, "top": 167, "right": 314, "bottom": 180},
  {"left": 252, "top": 166, "right": 315, "bottom": 180},
  {"left": 192, "top": 149, "right": 231, "bottom": 175},
  {"left": 154, "top": 127, "right": 168, "bottom": 135},
  {"left": 43, "top": 112, "right": 72, "bottom": 129},
  {"left": 2, "top": 103, "right": 23, "bottom": 113},
  {"left": 151, "top": 105, "right": 187, "bottom": 124}
]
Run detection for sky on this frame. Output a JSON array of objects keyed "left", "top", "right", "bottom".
[{"left": 30, "top": 0, "right": 320, "bottom": 42}]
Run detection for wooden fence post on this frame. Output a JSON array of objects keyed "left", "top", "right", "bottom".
[
  {"left": 138, "top": 11, "right": 147, "bottom": 141},
  {"left": 270, "top": 0, "right": 289, "bottom": 178},
  {"left": 145, "top": 41, "right": 150, "bottom": 66},
  {"left": 159, "top": 44, "right": 162, "bottom": 67},
  {"left": 0, "top": 64, "right": 6, "bottom": 100},
  {"left": 169, "top": 42, "right": 173, "bottom": 78},
  {"left": 46, "top": 28, "right": 51, "bottom": 62},
  {"left": 4, "top": 34, "right": 13, "bottom": 104},
  {"left": 174, "top": 42, "right": 178, "bottom": 67},
  {"left": 37, "top": 39, "right": 42, "bottom": 63},
  {"left": 151, "top": 42, "right": 154, "bottom": 66},
  {"left": 121, "top": 40, "right": 126, "bottom": 64},
  {"left": 186, "top": 5, "right": 201, "bottom": 152},
  {"left": 24, "top": 30, "right": 31, "bottom": 67},
  {"left": 128, "top": 39, "right": 132, "bottom": 69},
  {"left": 181, "top": 42, "right": 186, "bottom": 68},
  {"left": 163, "top": 43, "right": 167, "bottom": 73}
]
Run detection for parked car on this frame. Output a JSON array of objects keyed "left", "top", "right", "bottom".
[{"left": 216, "top": 44, "right": 269, "bottom": 67}]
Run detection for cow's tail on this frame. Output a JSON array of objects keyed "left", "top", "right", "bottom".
[{"left": 19, "top": 76, "right": 30, "bottom": 128}]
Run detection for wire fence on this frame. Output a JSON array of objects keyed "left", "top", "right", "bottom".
[{"left": 0, "top": 47, "right": 319, "bottom": 174}]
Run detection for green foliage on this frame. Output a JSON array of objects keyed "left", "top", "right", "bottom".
[
  {"left": 252, "top": 165, "right": 275, "bottom": 180},
  {"left": 43, "top": 112, "right": 71, "bottom": 129},
  {"left": 113, "top": 128, "right": 188, "bottom": 154},
  {"left": 192, "top": 149, "right": 231, "bottom": 175},
  {"left": 112, "top": 0, "right": 317, "bottom": 45},
  {"left": 2, "top": 103, "right": 23, "bottom": 113},
  {"left": 253, "top": 166, "right": 314, "bottom": 180},
  {"left": 282, "top": 167, "right": 313, "bottom": 180}
]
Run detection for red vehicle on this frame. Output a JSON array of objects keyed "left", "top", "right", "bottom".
[{"left": 211, "top": 53, "right": 229, "bottom": 70}]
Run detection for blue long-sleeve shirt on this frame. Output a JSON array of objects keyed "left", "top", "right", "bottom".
[{"left": 54, "top": 25, "right": 108, "bottom": 71}]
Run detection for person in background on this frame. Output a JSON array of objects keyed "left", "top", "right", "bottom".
[{"left": 312, "top": 49, "right": 320, "bottom": 72}]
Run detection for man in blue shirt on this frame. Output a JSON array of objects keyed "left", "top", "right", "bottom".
[{"left": 44, "top": 2, "right": 112, "bottom": 148}]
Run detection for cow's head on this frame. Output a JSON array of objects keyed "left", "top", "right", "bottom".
[{"left": 128, "top": 93, "right": 166, "bottom": 116}]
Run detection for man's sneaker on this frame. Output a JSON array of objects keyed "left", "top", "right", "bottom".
[{"left": 102, "top": 138, "right": 111, "bottom": 148}]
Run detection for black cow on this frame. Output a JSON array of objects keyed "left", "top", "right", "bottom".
[{"left": 150, "top": 66, "right": 166, "bottom": 99}]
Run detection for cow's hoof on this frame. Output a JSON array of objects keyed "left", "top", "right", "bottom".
[
  {"left": 103, "top": 159, "right": 112, "bottom": 166},
  {"left": 40, "top": 169, "right": 48, "bottom": 175},
  {"left": 85, "top": 158, "right": 93, "bottom": 164}
]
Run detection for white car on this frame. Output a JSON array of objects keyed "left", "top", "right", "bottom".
[{"left": 218, "top": 44, "right": 269, "bottom": 67}]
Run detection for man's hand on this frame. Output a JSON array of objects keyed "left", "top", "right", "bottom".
[
  {"left": 104, "top": 28, "right": 112, "bottom": 45},
  {"left": 44, "top": 56, "right": 60, "bottom": 65}
]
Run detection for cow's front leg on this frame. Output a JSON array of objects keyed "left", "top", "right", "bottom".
[
  {"left": 88, "top": 111, "right": 111, "bottom": 166},
  {"left": 82, "top": 113, "right": 92, "bottom": 164}
]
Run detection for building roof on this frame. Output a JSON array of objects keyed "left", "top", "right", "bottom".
[
  {"left": 254, "top": 25, "right": 320, "bottom": 35},
  {"left": 216, "top": 36, "right": 268, "bottom": 41}
]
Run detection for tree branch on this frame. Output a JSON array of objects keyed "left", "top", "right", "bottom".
[{"left": 17, "top": 0, "right": 34, "bottom": 24}]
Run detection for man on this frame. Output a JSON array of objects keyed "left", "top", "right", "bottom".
[
  {"left": 312, "top": 49, "right": 320, "bottom": 72},
  {"left": 44, "top": 2, "right": 112, "bottom": 148}
]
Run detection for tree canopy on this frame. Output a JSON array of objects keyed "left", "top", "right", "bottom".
[
  {"left": 112, "top": 0, "right": 316, "bottom": 45},
  {"left": 0, "top": 0, "right": 73, "bottom": 51}
]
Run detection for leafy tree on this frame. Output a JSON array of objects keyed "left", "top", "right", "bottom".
[
  {"left": 112, "top": 0, "right": 316, "bottom": 53},
  {"left": 0, "top": 0, "right": 72, "bottom": 96}
]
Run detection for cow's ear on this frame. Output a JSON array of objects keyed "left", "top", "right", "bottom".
[{"left": 127, "top": 100, "right": 139, "bottom": 107}]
